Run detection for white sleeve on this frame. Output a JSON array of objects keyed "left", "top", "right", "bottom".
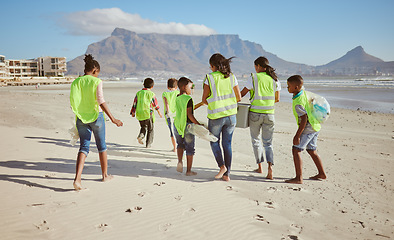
[
  {"left": 275, "top": 80, "right": 282, "bottom": 91},
  {"left": 204, "top": 74, "right": 209, "bottom": 85},
  {"left": 244, "top": 74, "right": 253, "bottom": 90},
  {"left": 232, "top": 74, "right": 239, "bottom": 86}
]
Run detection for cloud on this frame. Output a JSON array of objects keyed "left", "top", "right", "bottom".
[{"left": 58, "top": 8, "right": 216, "bottom": 36}]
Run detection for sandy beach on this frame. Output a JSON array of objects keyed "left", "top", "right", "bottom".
[{"left": 0, "top": 82, "right": 393, "bottom": 240}]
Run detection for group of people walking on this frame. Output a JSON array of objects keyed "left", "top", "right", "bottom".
[{"left": 69, "top": 53, "right": 326, "bottom": 190}]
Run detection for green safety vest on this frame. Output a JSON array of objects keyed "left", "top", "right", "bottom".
[
  {"left": 250, "top": 72, "right": 276, "bottom": 114},
  {"left": 162, "top": 90, "right": 180, "bottom": 114},
  {"left": 292, "top": 90, "right": 321, "bottom": 132},
  {"left": 136, "top": 89, "right": 156, "bottom": 122},
  {"left": 174, "top": 94, "right": 193, "bottom": 138},
  {"left": 70, "top": 75, "right": 102, "bottom": 124},
  {"left": 205, "top": 71, "right": 237, "bottom": 120}
]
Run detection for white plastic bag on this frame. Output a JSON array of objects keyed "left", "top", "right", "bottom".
[
  {"left": 306, "top": 91, "right": 330, "bottom": 123},
  {"left": 187, "top": 123, "right": 218, "bottom": 142},
  {"left": 69, "top": 125, "right": 79, "bottom": 146}
]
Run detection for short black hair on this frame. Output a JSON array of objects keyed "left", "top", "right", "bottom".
[
  {"left": 143, "top": 78, "right": 154, "bottom": 88},
  {"left": 287, "top": 75, "right": 303, "bottom": 86},
  {"left": 177, "top": 77, "right": 193, "bottom": 88}
]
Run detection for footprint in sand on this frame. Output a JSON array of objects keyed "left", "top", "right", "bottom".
[
  {"left": 125, "top": 207, "right": 143, "bottom": 213},
  {"left": 300, "top": 208, "right": 311, "bottom": 214},
  {"left": 226, "top": 186, "right": 233, "bottom": 191},
  {"left": 34, "top": 220, "right": 49, "bottom": 231},
  {"left": 159, "top": 223, "right": 172, "bottom": 232},
  {"left": 174, "top": 195, "right": 182, "bottom": 201},
  {"left": 264, "top": 201, "right": 276, "bottom": 209},
  {"left": 255, "top": 214, "right": 270, "bottom": 224},
  {"left": 154, "top": 182, "right": 166, "bottom": 186},
  {"left": 138, "top": 192, "right": 145, "bottom": 197},
  {"left": 267, "top": 186, "right": 278, "bottom": 193},
  {"left": 96, "top": 223, "right": 109, "bottom": 232},
  {"left": 290, "top": 223, "right": 303, "bottom": 234}
]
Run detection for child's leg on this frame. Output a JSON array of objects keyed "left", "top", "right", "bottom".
[
  {"left": 186, "top": 155, "right": 197, "bottom": 176},
  {"left": 74, "top": 152, "right": 87, "bottom": 190},
  {"left": 176, "top": 148, "right": 184, "bottom": 173},
  {"left": 184, "top": 129, "right": 196, "bottom": 176},
  {"left": 99, "top": 151, "right": 113, "bottom": 181},
  {"left": 285, "top": 147, "right": 303, "bottom": 184},
  {"left": 307, "top": 149, "right": 326, "bottom": 180},
  {"left": 146, "top": 117, "right": 154, "bottom": 148},
  {"left": 266, "top": 162, "right": 273, "bottom": 180},
  {"left": 138, "top": 120, "right": 147, "bottom": 144},
  {"left": 170, "top": 136, "right": 176, "bottom": 152}
]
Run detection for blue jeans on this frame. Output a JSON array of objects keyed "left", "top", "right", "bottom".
[
  {"left": 249, "top": 112, "right": 274, "bottom": 165},
  {"left": 76, "top": 112, "right": 107, "bottom": 156},
  {"left": 174, "top": 123, "right": 195, "bottom": 155},
  {"left": 208, "top": 114, "right": 236, "bottom": 176},
  {"left": 166, "top": 117, "right": 174, "bottom": 137}
]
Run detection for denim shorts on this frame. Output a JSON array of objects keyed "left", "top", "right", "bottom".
[
  {"left": 293, "top": 130, "right": 319, "bottom": 151},
  {"left": 166, "top": 117, "right": 174, "bottom": 137},
  {"left": 76, "top": 112, "right": 107, "bottom": 156},
  {"left": 174, "top": 123, "right": 195, "bottom": 156}
]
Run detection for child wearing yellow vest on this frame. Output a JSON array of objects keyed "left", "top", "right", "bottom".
[
  {"left": 130, "top": 78, "right": 163, "bottom": 148},
  {"left": 70, "top": 54, "right": 123, "bottom": 191},
  {"left": 162, "top": 78, "right": 180, "bottom": 152},
  {"left": 285, "top": 75, "right": 327, "bottom": 184},
  {"left": 174, "top": 77, "right": 202, "bottom": 176}
]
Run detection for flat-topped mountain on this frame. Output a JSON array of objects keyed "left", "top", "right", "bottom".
[{"left": 66, "top": 28, "right": 311, "bottom": 76}]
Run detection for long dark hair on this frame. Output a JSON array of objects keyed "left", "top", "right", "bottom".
[
  {"left": 84, "top": 54, "right": 100, "bottom": 74},
  {"left": 209, "top": 53, "right": 235, "bottom": 78},
  {"left": 254, "top": 56, "right": 277, "bottom": 81}
]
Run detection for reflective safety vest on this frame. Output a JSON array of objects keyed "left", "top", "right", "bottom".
[
  {"left": 205, "top": 71, "right": 237, "bottom": 120},
  {"left": 292, "top": 90, "right": 321, "bottom": 132},
  {"left": 70, "top": 75, "right": 102, "bottom": 124},
  {"left": 162, "top": 90, "right": 180, "bottom": 114},
  {"left": 250, "top": 72, "right": 276, "bottom": 114},
  {"left": 174, "top": 94, "right": 193, "bottom": 138},
  {"left": 136, "top": 89, "right": 156, "bottom": 122}
]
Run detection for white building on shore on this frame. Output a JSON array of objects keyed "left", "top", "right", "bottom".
[{"left": 0, "top": 55, "right": 67, "bottom": 79}]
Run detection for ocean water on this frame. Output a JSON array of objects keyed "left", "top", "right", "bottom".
[{"left": 237, "top": 77, "right": 394, "bottom": 114}]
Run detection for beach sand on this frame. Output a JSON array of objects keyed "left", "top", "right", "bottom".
[{"left": 0, "top": 82, "right": 393, "bottom": 239}]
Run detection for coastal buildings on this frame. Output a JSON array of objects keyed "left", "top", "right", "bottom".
[{"left": 0, "top": 55, "right": 67, "bottom": 79}]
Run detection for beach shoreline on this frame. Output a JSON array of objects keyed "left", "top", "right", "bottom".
[{"left": 0, "top": 82, "right": 393, "bottom": 239}]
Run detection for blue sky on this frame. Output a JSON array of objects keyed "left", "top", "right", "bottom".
[{"left": 1, "top": 0, "right": 393, "bottom": 66}]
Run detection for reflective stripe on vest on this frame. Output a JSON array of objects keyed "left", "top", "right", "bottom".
[
  {"left": 250, "top": 72, "right": 275, "bottom": 114},
  {"left": 206, "top": 72, "right": 237, "bottom": 119}
]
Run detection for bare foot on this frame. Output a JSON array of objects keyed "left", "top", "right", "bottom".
[
  {"left": 172, "top": 148, "right": 176, "bottom": 152},
  {"left": 222, "top": 175, "right": 230, "bottom": 181},
  {"left": 309, "top": 174, "right": 327, "bottom": 180},
  {"left": 214, "top": 166, "right": 227, "bottom": 179},
  {"left": 102, "top": 174, "right": 114, "bottom": 182},
  {"left": 285, "top": 178, "right": 302, "bottom": 184},
  {"left": 137, "top": 137, "right": 144, "bottom": 145},
  {"left": 266, "top": 170, "right": 273, "bottom": 180},
  {"left": 254, "top": 168, "right": 263, "bottom": 173},
  {"left": 176, "top": 162, "right": 183, "bottom": 173},
  {"left": 186, "top": 171, "right": 197, "bottom": 176},
  {"left": 73, "top": 181, "right": 82, "bottom": 191}
]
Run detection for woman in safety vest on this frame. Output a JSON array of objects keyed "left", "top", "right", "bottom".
[
  {"left": 240, "top": 56, "right": 280, "bottom": 180},
  {"left": 202, "top": 53, "right": 242, "bottom": 181},
  {"left": 70, "top": 54, "right": 123, "bottom": 190}
]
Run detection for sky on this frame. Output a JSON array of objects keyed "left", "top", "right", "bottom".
[{"left": 0, "top": 0, "right": 393, "bottom": 66}]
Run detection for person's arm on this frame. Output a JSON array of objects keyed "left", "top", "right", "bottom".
[
  {"left": 240, "top": 87, "right": 250, "bottom": 97},
  {"left": 233, "top": 85, "right": 241, "bottom": 102},
  {"left": 293, "top": 114, "right": 307, "bottom": 145},
  {"left": 275, "top": 91, "right": 280, "bottom": 103},
  {"left": 152, "top": 96, "right": 163, "bottom": 118},
  {"left": 202, "top": 84, "right": 210, "bottom": 105},
  {"left": 187, "top": 106, "right": 201, "bottom": 125},
  {"left": 163, "top": 96, "right": 169, "bottom": 115},
  {"left": 100, "top": 102, "right": 123, "bottom": 127},
  {"left": 194, "top": 101, "right": 204, "bottom": 110},
  {"left": 130, "top": 95, "right": 137, "bottom": 117}
]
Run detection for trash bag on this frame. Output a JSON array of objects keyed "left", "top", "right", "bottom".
[
  {"left": 187, "top": 123, "right": 218, "bottom": 142},
  {"left": 69, "top": 125, "right": 79, "bottom": 146},
  {"left": 306, "top": 91, "right": 330, "bottom": 123}
]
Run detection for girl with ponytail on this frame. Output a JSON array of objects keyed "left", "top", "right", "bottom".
[
  {"left": 202, "top": 53, "right": 242, "bottom": 181},
  {"left": 240, "top": 56, "right": 281, "bottom": 179},
  {"left": 70, "top": 54, "right": 123, "bottom": 190}
]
